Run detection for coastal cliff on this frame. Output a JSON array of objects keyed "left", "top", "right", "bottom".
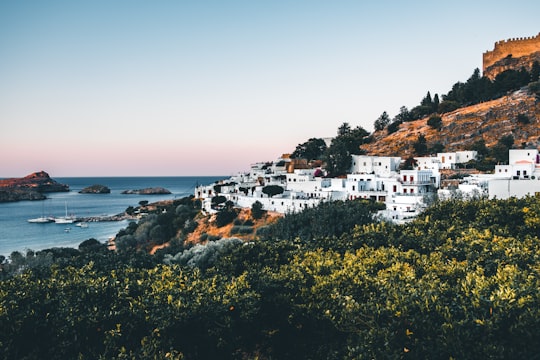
[{"left": 0, "top": 171, "right": 69, "bottom": 202}]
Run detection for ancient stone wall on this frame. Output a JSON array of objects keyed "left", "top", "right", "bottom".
[{"left": 483, "top": 33, "right": 540, "bottom": 73}]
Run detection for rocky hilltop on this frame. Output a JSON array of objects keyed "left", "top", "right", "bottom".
[
  {"left": 361, "top": 89, "right": 540, "bottom": 158},
  {"left": 0, "top": 171, "right": 69, "bottom": 202}
]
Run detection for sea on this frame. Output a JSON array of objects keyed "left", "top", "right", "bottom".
[{"left": 0, "top": 176, "right": 224, "bottom": 258}]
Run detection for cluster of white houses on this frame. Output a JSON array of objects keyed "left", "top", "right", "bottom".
[{"left": 195, "top": 148, "right": 540, "bottom": 223}]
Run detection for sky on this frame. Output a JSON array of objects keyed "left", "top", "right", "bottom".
[{"left": 1, "top": 0, "right": 539, "bottom": 177}]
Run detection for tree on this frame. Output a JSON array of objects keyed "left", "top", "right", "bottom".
[
  {"left": 387, "top": 120, "right": 401, "bottom": 134},
  {"left": 262, "top": 185, "right": 284, "bottom": 198},
  {"left": 374, "top": 111, "right": 391, "bottom": 131},
  {"left": 433, "top": 93, "right": 440, "bottom": 111},
  {"left": 427, "top": 114, "right": 442, "bottom": 129},
  {"left": 394, "top": 106, "right": 411, "bottom": 123},
  {"left": 291, "top": 138, "right": 327, "bottom": 160},
  {"left": 337, "top": 122, "right": 351, "bottom": 136},
  {"left": 251, "top": 201, "right": 264, "bottom": 220},
  {"left": 413, "top": 134, "right": 428, "bottom": 155},
  {"left": 324, "top": 137, "right": 353, "bottom": 177},
  {"left": 469, "top": 139, "right": 489, "bottom": 158},
  {"left": 429, "top": 142, "right": 445, "bottom": 154}
]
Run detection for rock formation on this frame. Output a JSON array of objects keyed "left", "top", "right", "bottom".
[
  {"left": 0, "top": 171, "right": 69, "bottom": 202},
  {"left": 79, "top": 184, "right": 111, "bottom": 194}
]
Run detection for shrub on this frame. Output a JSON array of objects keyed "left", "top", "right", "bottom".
[{"left": 427, "top": 114, "right": 442, "bottom": 129}]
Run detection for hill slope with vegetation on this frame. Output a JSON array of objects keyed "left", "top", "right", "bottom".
[{"left": 1, "top": 196, "right": 540, "bottom": 359}]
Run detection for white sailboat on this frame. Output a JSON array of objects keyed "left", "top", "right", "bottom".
[
  {"left": 28, "top": 201, "right": 53, "bottom": 223},
  {"left": 55, "top": 202, "right": 76, "bottom": 224}
]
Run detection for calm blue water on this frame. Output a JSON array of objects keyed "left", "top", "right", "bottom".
[{"left": 0, "top": 176, "right": 223, "bottom": 257}]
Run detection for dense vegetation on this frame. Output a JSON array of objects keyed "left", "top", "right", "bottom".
[{"left": 2, "top": 195, "right": 540, "bottom": 359}]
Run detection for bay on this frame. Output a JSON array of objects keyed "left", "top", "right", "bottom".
[{"left": 0, "top": 176, "right": 223, "bottom": 257}]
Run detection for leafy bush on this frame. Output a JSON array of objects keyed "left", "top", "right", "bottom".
[{"left": 427, "top": 114, "right": 442, "bottom": 129}]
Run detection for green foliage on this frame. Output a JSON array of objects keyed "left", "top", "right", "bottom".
[
  {"left": 250, "top": 200, "right": 264, "bottom": 220},
  {"left": 374, "top": 111, "right": 391, "bottom": 131},
  {"left": 211, "top": 195, "right": 227, "bottom": 205},
  {"left": 262, "top": 185, "right": 284, "bottom": 198},
  {"left": 115, "top": 197, "right": 200, "bottom": 253},
  {"left": 291, "top": 138, "right": 327, "bottom": 160},
  {"left": 3, "top": 196, "right": 540, "bottom": 359},
  {"left": 386, "top": 119, "right": 401, "bottom": 134},
  {"left": 428, "top": 141, "right": 445, "bottom": 154},
  {"left": 215, "top": 207, "right": 238, "bottom": 228},
  {"left": 427, "top": 114, "right": 442, "bottom": 129},
  {"left": 323, "top": 123, "right": 369, "bottom": 177},
  {"left": 412, "top": 134, "right": 428, "bottom": 155},
  {"left": 261, "top": 199, "right": 385, "bottom": 245}
]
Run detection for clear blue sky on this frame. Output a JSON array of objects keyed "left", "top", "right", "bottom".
[{"left": 1, "top": 0, "right": 539, "bottom": 176}]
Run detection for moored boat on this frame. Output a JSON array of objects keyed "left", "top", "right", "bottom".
[
  {"left": 27, "top": 216, "right": 53, "bottom": 223},
  {"left": 54, "top": 202, "right": 76, "bottom": 224}
]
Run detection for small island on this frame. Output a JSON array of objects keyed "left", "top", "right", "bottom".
[
  {"left": 79, "top": 184, "right": 111, "bottom": 194},
  {"left": 121, "top": 187, "right": 171, "bottom": 195},
  {"left": 0, "top": 171, "right": 69, "bottom": 202}
]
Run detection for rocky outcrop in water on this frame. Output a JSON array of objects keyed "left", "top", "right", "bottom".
[
  {"left": 121, "top": 187, "right": 171, "bottom": 195},
  {"left": 0, "top": 171, "right": 69, "bottom": 202},
  {"left": 79, "top": 184, "right": 111, "bottom": 194}
]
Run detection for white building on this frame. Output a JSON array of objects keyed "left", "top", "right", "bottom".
[
  {"left": 437, "top": 151, "right": 477, "bottom": 169},
  {"left": 350, "top": 155, "right": 401, "bottom": 176},
  {"left": 489, "top": 149, "right": 540, "bottom": 199}
]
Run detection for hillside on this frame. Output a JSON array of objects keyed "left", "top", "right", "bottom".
[{"left": 361, "top": 89, "right": 540, "bottom": 157}]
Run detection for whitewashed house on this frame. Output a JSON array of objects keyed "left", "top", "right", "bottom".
[
  {"left": 437, "top": 151, "right": 477, "bottom": 169},
  {"left": 489, "top": 149, "right": 540, "bottom": 199},
  {"left": 350, "top": 155, "right": 401, "bottom": 176}
]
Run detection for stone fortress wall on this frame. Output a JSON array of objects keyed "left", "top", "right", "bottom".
[{"left": 482, "top": 32, "right": 540, "bottom": 72}]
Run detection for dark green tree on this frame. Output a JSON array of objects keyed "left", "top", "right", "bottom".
[
  {"left": 291, "top": 138, "right": 327, "bottom": 160},
  {"left": 429, "top": 141, "right": 445, "bottom": 154},
  {"left": 427, "top": 114, "right": 442, "bottom": 129},
  {"left": 413, "top": 134, "right": 428, "bottom": 155},
  {"left": 394, "top": 106, "right": 411, "bottom": 122},
  {"left": 374, "top": 111, "right": 391, "bottom": 131},
  {"left": 251, "top": 200, "right": 264, "bottom": 220},
  {"left": 262, "top": 185, "right": 284, "bottom": 198},
  {"left": 337, "top": 122, "right": 351, "bottom": 136},
  {"left": 324, "top": 137, "right": 353, "bottom": 177}
]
